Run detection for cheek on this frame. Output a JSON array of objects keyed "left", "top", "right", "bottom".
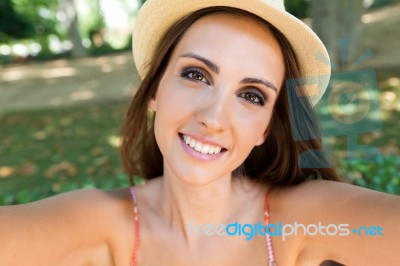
[
  {"left": 233, "top": 109, "right": 271, "bottom": 146},
  {"left": 156, "top": 83, "right": 194, "bottom": 119},
  {"left": 153, "top": 79, "right": 196, "bottom": 136}
]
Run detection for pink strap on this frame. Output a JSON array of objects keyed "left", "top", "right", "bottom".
[
  {"left": 265, "top": 187, "right": 276, "bottom": 266},
  {"left": 129, "top": 187, "right": 140, "bottom": 266},
  {"left": 129, "top": 186, "right": 275, "bottom": 265}
]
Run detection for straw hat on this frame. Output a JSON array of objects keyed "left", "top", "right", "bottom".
[{"left": 133, "top": 0, "right": 331, "bottom": 105}]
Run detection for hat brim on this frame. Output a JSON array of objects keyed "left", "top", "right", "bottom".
[{"left": 133, "top": 0, "right": 331, "bottom": 105}]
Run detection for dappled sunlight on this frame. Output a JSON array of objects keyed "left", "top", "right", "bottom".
[
  {"left": 1, "top": 69, "right": 26, "bottom": 82},
  {"left": 0, "top": 52, "right": 133, "bottom": 82},
  {"left": 95, "top": 56, "right": 111, "bottom": 64},
  {"left": 381, "top": 91, "right": 396, "bottom": 102},
  {"left": 361, "top": 3, "right": 400, "bottom": 24},
  {"left": 113, "top": 54, "right": 130, "bottom": 65},
  {"left": 101, "top": 64, "right": 114, "bottom": 73},
  {"left": 107, "top": 135, "right": 121, "bottom": 148},
  {"left": 387, "top": 77, "right": 400, "bottom": 87},
  {"left": 41, "top": 67, "right": 77, "bottom": 79},
  {"left": 1, "top": 65, "right": 77, "bottom": 81},
  {"left": 379, "top": 76, "right": 400, "bottom": 113},
  {"left": 69, "top": 90, "right": 95, "bottom": 101},
  {"left": 0, "top": 166, "right": 15, "bottom": 179},
  {"left": 34, "top": 131, "right": 48, "bottom": 140},
  {"left": 52, "top": 59, "right": 70, "bottom": 68},
  {"left": 48, "top": 90, "right": 95, "bottom": 106},
  {"left": 362, "top": 13, "right": 380, "bottom": 24},
  {"left": 316, "top": 68, "right": 400, "bottom": 162},
  {"left": 0, "top": 52, "right": 136, "bottom": 112}
]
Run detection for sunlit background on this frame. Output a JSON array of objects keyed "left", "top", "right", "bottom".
[{"left": 1, "top": 0, "right": 399, "bottom": 204}]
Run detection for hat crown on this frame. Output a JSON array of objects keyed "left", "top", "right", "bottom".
[{"left": 133, "top": 0, "right": 331, "bottom": 105}]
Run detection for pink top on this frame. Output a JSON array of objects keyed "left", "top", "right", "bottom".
[{"left": 129, "top": 186, "right": 276, "bottom": 266}]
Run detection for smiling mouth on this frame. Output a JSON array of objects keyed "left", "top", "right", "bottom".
[{"left": 179, "top": 133, "right": 227, "bottom": 155}]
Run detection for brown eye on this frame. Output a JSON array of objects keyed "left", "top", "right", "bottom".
[
  {"left": 238, "top": 89, "right": 266, "bottom": 106},
  {"left": 245, "top": 93, "right": 258, "bottom": 103},
  {"left": 190, "top": 72, "right": 205, "bottom": 81},
  {"left": 181, "top": 67, "right": 210, "bottom": 85}
]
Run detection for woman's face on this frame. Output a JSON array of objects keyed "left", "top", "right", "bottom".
[{"left": 150, "top": 13, "right": 285, "bottom": 185}]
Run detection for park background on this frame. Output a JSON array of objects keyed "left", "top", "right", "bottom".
[{"left": 0, "top": 0, "right": 399, "bottom": 204}]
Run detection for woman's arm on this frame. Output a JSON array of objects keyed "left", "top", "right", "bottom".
[
  {"left": 0, "top": 188, "right": 134, "bottom": 265},
  {"left": 274, "top": 180, "right": 400, "bottom": 265}
]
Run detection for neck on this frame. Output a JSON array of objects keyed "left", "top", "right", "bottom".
[{"left": 156, "top": 168, "right": 262, "bottom": 244}]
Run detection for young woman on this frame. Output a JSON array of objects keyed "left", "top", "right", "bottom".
[{"left": 1, "top": 0, "right": 399, "bottom": 265}]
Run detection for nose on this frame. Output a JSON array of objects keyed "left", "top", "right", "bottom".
[{"left": 196, "top": 88, "right": 230, "bottom": 133}]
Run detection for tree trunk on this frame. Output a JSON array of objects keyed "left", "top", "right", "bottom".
[
  {"left": 59, "top": 0, "right": 87, "bottom": 58},
  {"left": 311, "top": 0, "right": 364, "bottom": 69}
]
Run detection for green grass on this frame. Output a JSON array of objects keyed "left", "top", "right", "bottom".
[{"left": 0, "top": 100, "right": 131, "bottom": 204}]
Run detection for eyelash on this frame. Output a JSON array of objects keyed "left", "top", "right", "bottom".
[
  {"left": 180, "top": 67, "right": 266, "bottom": 106},
  {"left": 180, "top": 67, "right": 210, "bottom": 85},
  {"left": 238, "top": 88, "right": 266, "bottom": 106}
]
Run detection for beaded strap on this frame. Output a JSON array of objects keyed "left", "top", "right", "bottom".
[
  {"left": 264, "top": 187, "right": 276, "bottom": 266},
  {"left": 129, "top": 187, "right": 140, "bottom": 266},
  {"left": 128, "top": 186, "right": 275, "bottom": 265}
]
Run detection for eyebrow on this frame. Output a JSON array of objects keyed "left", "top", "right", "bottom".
[
  {"left": 240, "top": 77, "right": 278, "bottom": 93},
  {"left": 180, "top": 52, "right": 220, "bottom": 74},
  {"left": 180, "top": 52, "right": 277, "bottom": 92}
]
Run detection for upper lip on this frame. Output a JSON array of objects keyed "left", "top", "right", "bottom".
[{"left": 179, "top": 132, "right": 227, "bottom": 150}]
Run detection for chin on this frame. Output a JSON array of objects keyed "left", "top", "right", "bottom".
[{"left": 164, "top": 162, "right": 232, "bottom": 187}]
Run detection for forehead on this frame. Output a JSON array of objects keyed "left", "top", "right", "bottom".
[{"left": 171, "top": 12, "right": 285, "bottom": 87}]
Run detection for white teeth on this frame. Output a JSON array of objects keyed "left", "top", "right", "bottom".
[
  {"left": 181, "top": 134, "right": 224, "bottom": 155},
  {"left": 209, "top": 146, "right": 215, "bottom": 154},
  {"left": 189, "top": 139, "right": 196, "bottom": 148},
  {"left": 200, "top": 145, "right": 210, "bottom": 154},
  {"left": 194, "top": 142, "right": 202, "bottom": 152}
]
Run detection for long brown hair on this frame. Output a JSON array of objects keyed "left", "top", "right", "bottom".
[{"left": 120, "top": 7, "right": 342, "bottom": 186}]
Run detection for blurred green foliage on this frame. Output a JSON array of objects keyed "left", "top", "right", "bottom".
[
  {"left": 81, "top": 0, "right": 105, "bottom": 37},
  {"left": 285, "top": 0, "right": 309, "bottom": 18},
  {"left": 138, "top": 0, "right": 310, "bottom": 19},
  {"left": 12, "top": 0, "right": 59, "bottom": 36},
  {"left": 340, "top": 155, "right": 400, "bottom": 194},
  {"left": 0, "top": 0, "right": 35, "bottom": 40},
  {"left": 369, "top": 0, "right": 398, "bottom": 8},
  {"left": 0, "top": 0, "right": 130, "bottom": 61}
]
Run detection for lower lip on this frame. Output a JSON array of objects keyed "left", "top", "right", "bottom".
[{"left": 179, "top": 135, "right": 225, "bottom": 162}]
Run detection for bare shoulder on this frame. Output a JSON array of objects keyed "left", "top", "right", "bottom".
[
  {"left": 269, "top": 180, "right": 400, "bottom": 265},
  {"left": 28, "top": 187, "right": 129, "bottom": 210},
  {"left": 271, "top": 179, "right": 400, "bottom": 225},
  {"left": 21, "top": 188, "right": 134, "bottom": 229},
  {"left": 61, "top": 188, "right": 137, "bottom": 264},
  {"left": 0, "top": 188, "right": 136, "bottom": 265},
  {"left": 272, "top": 180, "right": 398, "bottom": 211}
]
